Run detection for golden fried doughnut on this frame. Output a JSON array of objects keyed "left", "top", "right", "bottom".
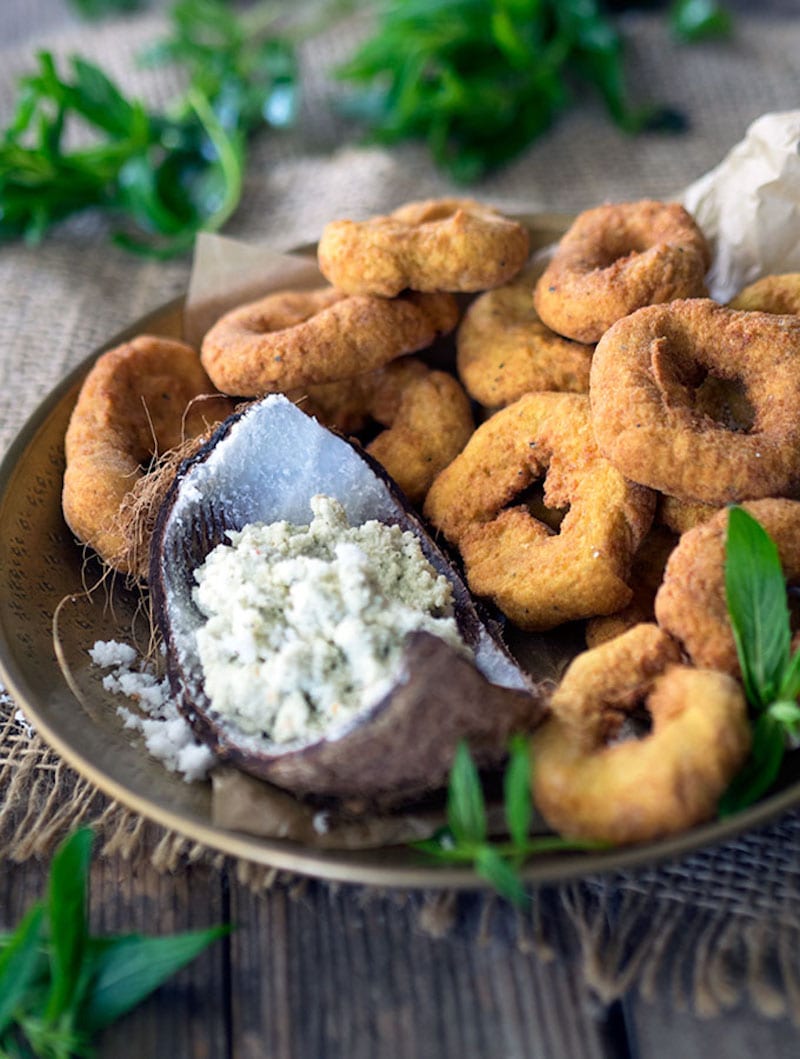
[
  {"left": 317, "top": 198, "right": 530, "bottom": 297},
  {"left": 532, "top": 624, "right": 751, "bottom": 844},
  {"left": 657, "top": 494, "right": 718, "bottom": 535},
  {"left": 456, "top": 268, "right": 593, "bottom": 407},
  {"left": 365, "top": 371, "right": 474, "bottom": 505},
  {"left": 62, "top": 335, "right": 234, "bottom": 577},
  {"left": 585, "top": 526, "right": 676, "bottom": 648},
  {"left": 590, "top": 300, "right": 800, "bottom": 505},
  {"left": 201, "top": 287, "right": 459, "bottom": 396},
  {"left": 423, "top": 392, "right": 655, "bottom": 630},
  {"left": 655, "top": 498, "right": 800, "bottom": 676},
  {"left": 534, "top": 200, "right": 710, "bottom": 343},
  {"left": 729, "top": 273, "right": 800, "bottom": 314},
  {"left": 290, "top": 358, "right": 431, "bottom": 434},
  {"left": 296, "top": 360, "right": 474, "bottom": 504}
]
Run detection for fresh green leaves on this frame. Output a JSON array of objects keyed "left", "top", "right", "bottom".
[
  {"left": 415, "top": 738, "right": 593, "bottom": 905},
  {"left": 337, "top": 0, "right": 684, "bottom": 182},
  {"left": 0, "top": 827, "right": 227, "bottom": 1058},
  {"left": 68, "top": 0, "right": 146, "bottom": 17},
  {"left": 725, "top": 505, "right": 791, "bottom": 710},
  {"left": 447, "top": 741, "right": 487, "bottom": 846},
  {"left": 670, "top": 0, "right": 732, "bottom": 42},
  {"left": 720, "top": 506, "right": 800, "bottom": 814},
  {"left": 0, "top": 0, "right": 297, "bottom": 256}
]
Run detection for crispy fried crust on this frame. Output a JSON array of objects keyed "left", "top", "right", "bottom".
[
  {"left": 423, "top": 392, "right": 655, "bottom": 630},
  {"left": 655, "top": 498, "right": 800, "bottom": 675},
  {"left": 658, "top": 494, "right": 718, "bottom": 535},
  {"left": 729, "top": 273, "right": 800, "bottom": 314},
  {"left": 201, "top": 287, "right": 459, "bottom": 396},
  {"left": 366, "top": 371, "right": 474, "bottom": 505},
  {"left": 532, "top": 624, "right": 751, "bottom": 844},
  {"left": 291, "top": 358, "right": 431, "bottom": 434},
  {"left": 317, "top": 198, "right": 530, "bottom": 297},
  {"left": 456, "top": 268, "right": 593, "bottom": 407},
  {"left": 533, "top": 200, "right": 710, "bottom": 343},
  {"left": 62, "top": 335, "right": 234, "bottom": 576},
  {"left": 590, "top": 300, "right": 800, "bottom": 505},
  {"left": 585, "top": 525, "right": 677, "bottom": 648}
]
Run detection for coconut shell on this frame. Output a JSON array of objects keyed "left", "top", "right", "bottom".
[{"left": 150, "top": 395, "right": 546, "bottom": 805}]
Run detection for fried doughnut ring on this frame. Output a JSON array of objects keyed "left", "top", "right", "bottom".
[
  {"left": 532, "top": 624, "right": 751, "bottom": 844},
  {"left": 317, "top": 198, "right": 530, "bottom": 297},
  {"left": 729, "top": 273, "right": 800, "bottom": 314},
  {"left": 62, "top": 335, "right": 234, "bottom": 576},
  {"left": 290, "top": 358, "right": 431, "bottom": 434},
  {"left": 296, "top": 360, "right": 475, "bottom": 504},
  {"left": 658, "top": 495, "right": 717, "bottom": 536},
  {"left": 423, "top": 392, "right": 655, "bottom": 630},
  {"left": 585, "top": 526, "right": 676, "bottom": 648},
  {"left": 456, "top": 269, "right": 593, "bottom": 407},
  {"left": 655, "top": 498, "right": 800, "bottom": 676},
  {"left": 590, "top": 300, "right": 800, "bottom": 505},
  {"left": 201, "top": 287, "right": 459, "bottom": 396},
  {"left": 533, "top": 200, "right": 710, "bottom": 343}
]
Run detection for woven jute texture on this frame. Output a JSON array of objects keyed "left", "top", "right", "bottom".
[{"left": 4, "top": 0, "right": 800, "bottom": 1020}]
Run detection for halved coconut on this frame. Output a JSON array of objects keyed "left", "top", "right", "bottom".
[{"left": 150, "top": 395, "right": 545, "bottom": 805}]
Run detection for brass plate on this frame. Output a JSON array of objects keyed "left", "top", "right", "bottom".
[{"left": 1, "top": 214, "right": 797, "bottom": 890}]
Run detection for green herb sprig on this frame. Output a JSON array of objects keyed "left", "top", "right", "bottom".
[
  {"left": 68, "top": 0, "right": 147, "bottom": 18},
  {"left": 0, "top": 0, "right": 297, "bottom": 256},
  {"left": 415, "top": 737, "right": 593, "bottom": 905},
  {"left": 670, "top": 0, "right": 732, "bottom": 42},
  {"left": 336, "top": 0, "right": 684, "bottom": 184},
  {"left": 0, "top": 827, "right": 227, "bottom": 1058},
  {"left": 720, "top": 506, "right": 800, "bottom": 815}
]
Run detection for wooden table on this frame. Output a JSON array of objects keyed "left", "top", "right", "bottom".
[{"left": 3, "top": 849, "right": 798, "bottom": 1057}]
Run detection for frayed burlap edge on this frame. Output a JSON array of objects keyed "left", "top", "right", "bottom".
[
  {"left": 6, "top": 705, "right": 800, "bottom": 1024},
  {"left": 0, "top": 705, "right": 286, "bottom": 891}
]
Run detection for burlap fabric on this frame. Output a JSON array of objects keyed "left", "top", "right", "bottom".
[{"left": 4, "top": 0, "right": 800, "bottom": 1020}]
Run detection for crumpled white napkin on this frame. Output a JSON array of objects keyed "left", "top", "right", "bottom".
[{"left": 681, "top": 110, "right": 800, "bottom": 301}]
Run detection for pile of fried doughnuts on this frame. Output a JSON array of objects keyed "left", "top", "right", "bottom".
[{"left": 63, "top": 194, "right": 800, "bottom": 846}]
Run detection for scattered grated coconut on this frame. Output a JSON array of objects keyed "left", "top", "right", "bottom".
[
  {"left": 90, "top": 639, "right": 216, "bottom": 783},
  {"left": 0, "top": 676, "right": 35, "bottom": 737}
]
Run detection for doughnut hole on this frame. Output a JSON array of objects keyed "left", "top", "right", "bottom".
[{"left": 424, "top": 392, "right": 655, "bottom": 630}]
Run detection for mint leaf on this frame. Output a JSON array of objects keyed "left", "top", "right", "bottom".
[
  {"left": 719, "top": 711, "right": 786, "bottom": 815},
  {"left": 504, "top": 735, "right": 533, "bottom": 851},
  {"left": 725, "top": 506, "right": 791, "bottom": 708},
  {"left": 82, "top": 927, "right": 228, "bottom": 1033},
  {"left": 474, "top": 847, "right": 527, "bottom": 907},
  {"left": 670, "top": 0, "right": 732, "bottom": 41},
  {"left": 779, "top": 646, "right": 800, "bottom": 702},
  {"left": 45, "top": 827, "right": 94, "bottom": 1023},
  {"left": 767, "top": 700, "right": 800, "bottom": 740},
  {"left": 447, "top": 742, "right": 487, "bottom": 847},
  {"left": 0, "top": 905, "right": 45, "bottom": 1036}
]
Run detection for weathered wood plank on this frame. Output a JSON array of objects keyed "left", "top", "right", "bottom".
[
  {"left": 229, "top": 880, "right": 615, "bottom": 1059},
  {"left": 91, "top": 856, "right": 230, "bottom": 1059},
  {"left": 0, "top": 853, "right": 230, "bottom": 1059},
  {"left": 624, "top": 994, "right": 800, "bottom": 1058}
]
